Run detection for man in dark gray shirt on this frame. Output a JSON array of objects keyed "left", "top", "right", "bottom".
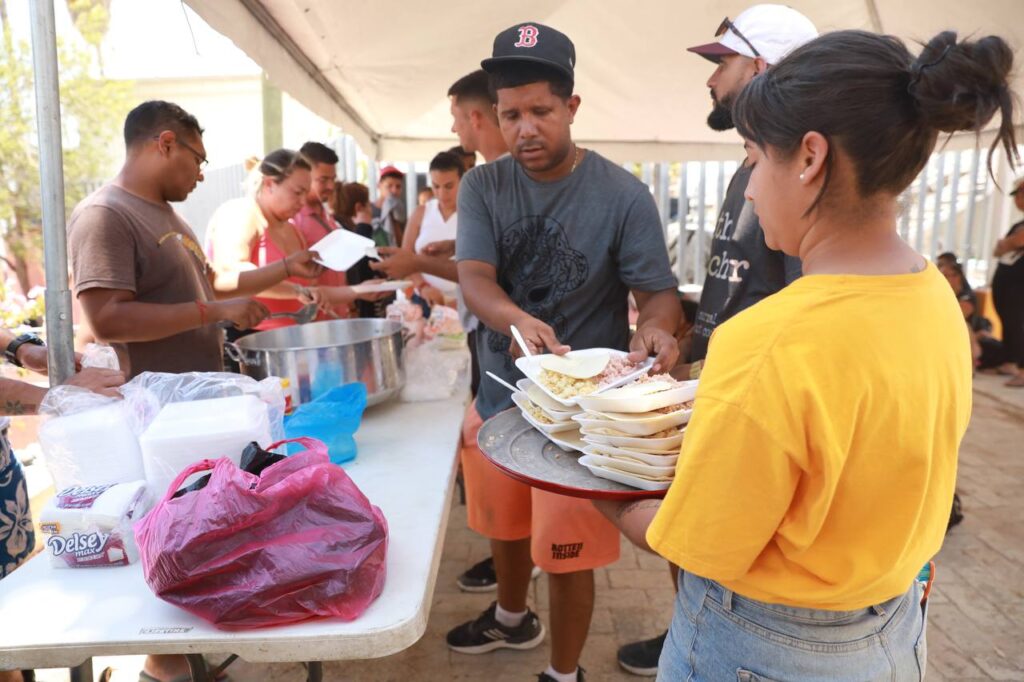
[
  {"left": 614, "top": 6, "right": 817, "bottom": 676},
  {"left": 450, "top": 22, "right": 680, "bottom": 682}
]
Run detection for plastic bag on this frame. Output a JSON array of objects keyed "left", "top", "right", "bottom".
[
  {"left": 400, "top": 339, "right": 471, "bottom": 402},
  {"left": 135, "top": 438, "right": 388, "bottom": 630},
  {"left": 38, "top": 387, "right": 145, "bottom": 492},
  {"left": 81, "top": 342, "right": 119, "bottom": 370},
  {"left": 121, "top": 371, "right": 285, "bottom": 443},
  {"left": 284, "top": 384, "right": 366, "bottom": 465}
]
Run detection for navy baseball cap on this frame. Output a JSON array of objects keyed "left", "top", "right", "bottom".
[{"left": 481, "top": 22, "right": 576, "bottom": 80}]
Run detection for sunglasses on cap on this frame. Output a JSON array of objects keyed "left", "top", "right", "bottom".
[{"left": 716, "top": 17, "right": 761, "bottom": 58}]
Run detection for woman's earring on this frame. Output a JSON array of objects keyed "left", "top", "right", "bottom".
[{"left": 799, "top": 172, "right": 806, "bottom": 181}]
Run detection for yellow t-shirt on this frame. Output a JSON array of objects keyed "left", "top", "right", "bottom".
[{"left": 647, "top": 263, "right": 971, "bottom": 610}]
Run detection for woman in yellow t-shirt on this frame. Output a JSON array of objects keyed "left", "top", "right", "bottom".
[{"left": 599, "top": 29, "right": 1016, "bottom": 681}]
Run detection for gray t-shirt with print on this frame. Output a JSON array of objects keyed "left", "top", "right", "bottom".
[{"left": 456, "top": 151, "right": 677, "bottom": 421}]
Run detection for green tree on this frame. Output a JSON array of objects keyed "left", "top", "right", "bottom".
[{"left": 0, "top": 0, "right": 129, "bottom": 295}]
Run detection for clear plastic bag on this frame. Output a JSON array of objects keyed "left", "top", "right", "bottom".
[
  {"left": 135, "top": 439, "right": 388, "bottom": 630},
  {"left": 38, "top": 387, "right": 144, "bottom": 492},
  {"left": 400, "top": 339, "right": 471, "bottom": 402},
  {"left": 120, "top": 371, "right": 285, "bottom": 442}
]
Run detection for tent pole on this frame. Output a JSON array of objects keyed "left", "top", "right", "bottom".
[{"left": 28, "top": 0, "right": 76, "bottom": 385}]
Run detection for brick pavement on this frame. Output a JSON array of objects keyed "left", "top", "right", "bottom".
[{"left": 32, "top": 374, "right": 1024, "bottom": 681}]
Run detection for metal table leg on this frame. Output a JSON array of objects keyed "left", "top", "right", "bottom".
[
  {"left": 305, "top": 661, "right": 323, "bottom": 682},
  {"left": 185, "top": 654, "right": 212, "bottom": 682},
  {"left": 69, "top": 659, "right": 94, "bottom": 682}
]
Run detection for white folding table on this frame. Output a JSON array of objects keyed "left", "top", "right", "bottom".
[{"left": 0, "top": 395, "right": 467, "bottom": 681}]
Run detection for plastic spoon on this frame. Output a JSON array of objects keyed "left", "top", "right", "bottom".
[
  {"left": 486, "top": 371, "right": 520, "bottom": 394},
  {"left": 509, "top": 324, "right": 533, "bottom": 358}
]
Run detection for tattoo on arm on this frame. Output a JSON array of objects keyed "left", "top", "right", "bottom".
[{"left": 3, "top": 400, "right": 30, "bottom": 416}]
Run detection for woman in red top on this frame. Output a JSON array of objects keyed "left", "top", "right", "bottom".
[{"left": 207, "top": 149, "right": 314, "bottom": 330}]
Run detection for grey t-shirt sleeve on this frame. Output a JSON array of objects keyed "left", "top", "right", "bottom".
[
  {"left": 455, "top": 170, "right": 498, "bottom": 266},
  {"left": 615, "top": 188, "right": 679, "bottom": 292}
]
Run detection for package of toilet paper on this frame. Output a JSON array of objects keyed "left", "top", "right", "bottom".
[{"left": 39, "top": 480, "right": 149, "bottom": 568}]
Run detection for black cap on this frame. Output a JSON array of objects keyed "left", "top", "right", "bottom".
[{"left": 481, "top": 22, "right": 575, "bottom": 80}]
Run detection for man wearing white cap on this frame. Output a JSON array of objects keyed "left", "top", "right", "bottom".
[{"left": 613, "top": 5, "right": 817, "bottom": 676}]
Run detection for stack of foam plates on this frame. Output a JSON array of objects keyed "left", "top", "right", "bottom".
[
  {"left": 574, "top": 378, "right": 698, "bottom": 491},
  {"left": 509, "top": 379, "right": 585, "bottom": 453}
]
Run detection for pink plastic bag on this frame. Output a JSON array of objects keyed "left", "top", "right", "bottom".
[{"left": 135, "top": 438, "right": 388, "bottom": 630}]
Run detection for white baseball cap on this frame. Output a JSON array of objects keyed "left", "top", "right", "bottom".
[{"left": 687, "top": 4, "right": 818, "bottom": 66}]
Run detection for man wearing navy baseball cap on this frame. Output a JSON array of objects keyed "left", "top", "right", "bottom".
[
  {"left": 609, "top": 4, "right": 818, "bottom": 677},
  {"left": 450, "top": 21, "right": 681, "bottom": 682}
]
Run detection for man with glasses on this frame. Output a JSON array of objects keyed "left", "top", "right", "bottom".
[
  {"left": 68, "top": 100, "right": 323, "bottom": 680},
  {"left": 614, "top": 6, "right": 817, "bottom": 676},
  {"left": 68, "top": 100, "right": 323, "bottom": 382}
]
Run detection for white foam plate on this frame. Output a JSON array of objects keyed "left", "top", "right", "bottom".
[
  {"left": 582, "top": 442, "right": 679, "bottom": 466},
  {"left": 350, "top": 280, "right": 412, "bottom": 294},
  {"left": 580, "top": 448, "right": 676, "bottom": 477},
  {"left": 311, "top": 229, "right": 380, "bottom": 271},
  {"left": 512, "top": 392, "right": 582, "bottom": 434},
  {"left": 575, "top": 381, "right": 698, "bottom": 414},
  {"left": 581, "top": 428, "right": 685, "bottom": 450},
  {"left": 573, "top": 406, "right": 692, "bottom": 436},
  {"left": 578, "top": 454, "right": 672, "bottom": 492},
  {"left": 515, "top": 378, "right": 581, "bottom": 422},
  {"left": 546, "top": 426, "right": 586, "bottom": 453},
  {"left": 514, "top": 348, "right": 653, "bottom": 408}
]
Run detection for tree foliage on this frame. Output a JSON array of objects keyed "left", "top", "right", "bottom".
[{"left": 0, "top": 0, "right": 129, "bottom": 295}]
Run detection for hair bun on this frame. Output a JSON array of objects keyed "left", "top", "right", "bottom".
[{"left": 910, "top": 31, "right": 1013, "bottom": 134}]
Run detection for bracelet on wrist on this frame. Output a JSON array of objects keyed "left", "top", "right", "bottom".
[{"left": 195, "top": 299, "right": 208, "bottom": 326}]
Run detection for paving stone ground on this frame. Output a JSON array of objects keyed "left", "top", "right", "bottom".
[{"left": 28, "top": 374, "right": 1024, "bottom": 681}]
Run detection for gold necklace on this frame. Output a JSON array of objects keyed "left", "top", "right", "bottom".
[{"left": 570, "top": 145, "right": 581, "bottom": 174}]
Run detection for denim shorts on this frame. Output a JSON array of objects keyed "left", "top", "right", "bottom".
[{"left": 657, "top": 571, "right": 928, "bottom": 681}]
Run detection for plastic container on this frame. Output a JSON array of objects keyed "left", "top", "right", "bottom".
[{"left": 139, "top": 394, "right": 272, "bottom": 497}]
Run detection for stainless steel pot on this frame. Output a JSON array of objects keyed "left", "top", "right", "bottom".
[{"left": 226, "top": 319, "right": 405, "bottom": 407}]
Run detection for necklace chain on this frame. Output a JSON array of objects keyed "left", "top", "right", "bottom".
[{"left": 570, "top": 145, "right": 581, "bottom": 174}]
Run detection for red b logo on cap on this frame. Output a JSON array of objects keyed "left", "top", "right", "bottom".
[{"left": 514, "top": 25, "right": 539, "bottom": 48}]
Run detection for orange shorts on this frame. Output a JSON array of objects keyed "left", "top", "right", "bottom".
[{"left": 461, "top": 401, "right": 620, "bottom": 573}]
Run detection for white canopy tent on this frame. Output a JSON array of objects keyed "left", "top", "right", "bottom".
[
  {"left": 27, "top": 0, "right": 1024, "bottom": 377},
  {"left": 183, "top": 0, "right": 1024, "bottom": 162}
]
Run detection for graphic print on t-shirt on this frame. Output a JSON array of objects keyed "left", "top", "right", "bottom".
[{"left": 487, "top": 214, "right": 588, "bottom": 369}]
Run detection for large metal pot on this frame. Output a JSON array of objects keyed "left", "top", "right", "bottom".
[{"left": 226, "top": 319, "right": 404, "bottom": 407}]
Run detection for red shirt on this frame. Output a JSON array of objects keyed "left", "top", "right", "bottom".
[{"left": 292, "top": 203, "right": 350, "bottom": 320}]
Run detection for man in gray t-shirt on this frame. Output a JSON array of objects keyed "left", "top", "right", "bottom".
[
  {"left": 449, "top": 22, "right": 680, "bottom": 682},
  {"left": 459, "top": 151, "right": 679, "bottom": 420}
]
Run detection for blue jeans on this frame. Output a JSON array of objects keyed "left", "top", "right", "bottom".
[{"left": 657, "top": 571, "right": 928, "bottom": 681}]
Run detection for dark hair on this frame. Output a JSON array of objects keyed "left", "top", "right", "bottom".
[
  {"left": 449, "top": 145, "right": 473, "bottom": 157},
  {"left": 299, "top": 141, "right": 339, "bottom": 166},
  {"left": 260, "top": 148, "right": 311, "bottom": 183},
  {"left": 448, "top": 69, "right": 495, "bottom": 104},
  {"left": 733, "top": 30, "right": 1018, "bottom": 216},
  {"left": 124, "top": 100, "right": 203, "bottom": 147},
  {"left": 488, "top": 62, "right": 573, "bottom": 100},
  {"left": 430, "top": 151, "right": 465, "bottom": 177},
  {"left": 936, "top": 251, "right": 959, "bottom": 265},
  {"left": 332, "top": 181, "right": 370, "bottom": 229}
]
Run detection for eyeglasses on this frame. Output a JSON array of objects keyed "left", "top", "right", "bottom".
[
  {"left": 716, "top": 17, "right": 761, "bottom": 58},
  {"left": 152, "top": 135, "right": 209, "bottom": 170}
]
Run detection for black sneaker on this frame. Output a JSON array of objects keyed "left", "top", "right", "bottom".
[
  {"left": 457, "top": 556, "right": 543, "bottom": 592},
  {"left": 617, "top": 631, "right": 666, "bottom": 676},
  {"left": 457, "top": 556, "right": 498, "bottom": 592},
  {"left": 446, "top": 602, "right": 546, "bottom": 654},
  {"left": 537, "top": 667, "right": 586, "bottom": 681}
]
